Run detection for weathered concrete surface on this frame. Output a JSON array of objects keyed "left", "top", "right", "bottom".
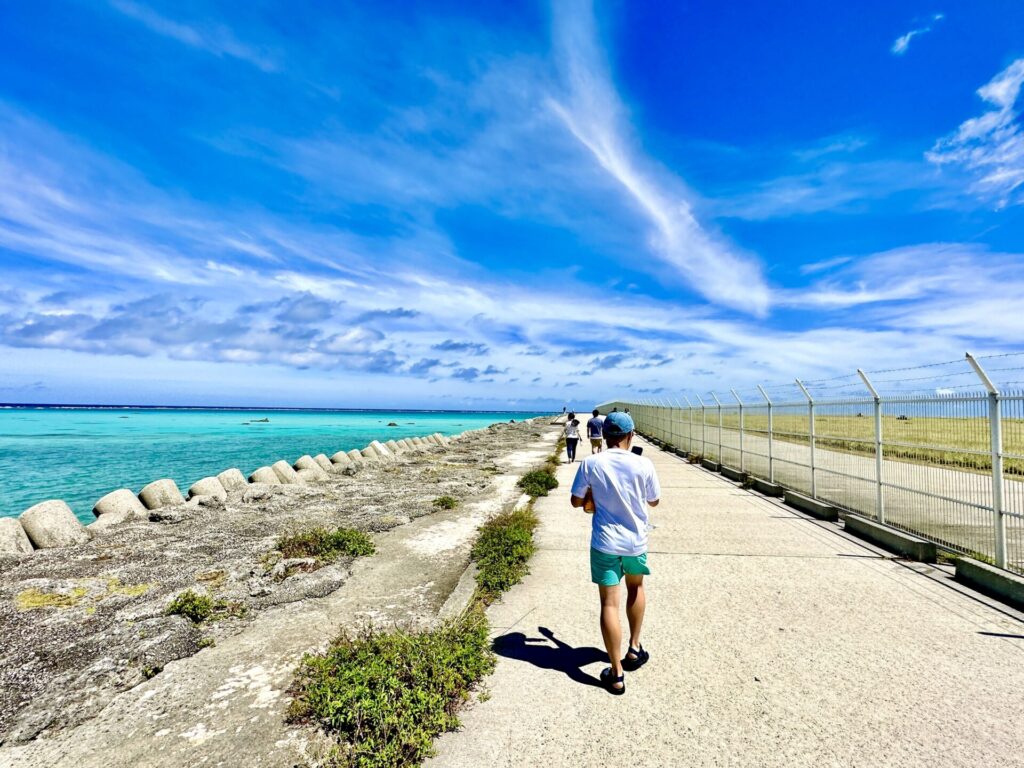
[
  {"left": 0, "top": 518, "right": 33, "bottom": 555},
  {"left": 842, "top": 512, "right": 937, "bottom": 563},
  {"left": 248, "top": 466, "right": 280, "bottom": 485},
  {"left": 187, "top": 477, "right": 228, "bottom": 502},
  {"left": 138, "top": 480, "right": 185, "bottom": 511},
  {"left": 956, "top": 557, "right": 1024, "bottom": 610},
  {"left": 429, "top": 438, "right": 1024, "bottom": 768},
  {"left": 1, "top": 419, "right": 558, "bottom": 767},
  {"left": 271, "top": 461, "right": 304, "bottom": 485},
  {"left": 216, "top": 468, "right": 248, "bottom": 492},
  {"left": 19, "top": 502, "right": 90, "bottom": 549},
  {"left": 92, "top": 489, "right": 148, "bottom": 520}
]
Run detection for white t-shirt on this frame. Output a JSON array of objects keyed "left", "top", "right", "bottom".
[
  {"left": 564, "top": 420, "right": 580, "bottom": 439},
  {"left": 570, "top": 448, "right": 661, "bottom": 556}
]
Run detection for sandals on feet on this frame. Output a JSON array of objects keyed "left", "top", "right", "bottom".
[
  {"left": 621, "top": 644, "right": 649, "bottom": 672},
  {"left": 600, "top": 667, "right": 625, "bottom": 695}
]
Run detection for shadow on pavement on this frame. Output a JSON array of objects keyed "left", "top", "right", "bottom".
[{"left": 493, "top": 626, "right": 605, "bottom": 688}]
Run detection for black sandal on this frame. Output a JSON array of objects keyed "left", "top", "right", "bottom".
[
  {"left": 600, "top": 667, "right": 625, "bottom": 695},
  {"left": 621, "top": 644, "right": 649, "bottom": 672}
]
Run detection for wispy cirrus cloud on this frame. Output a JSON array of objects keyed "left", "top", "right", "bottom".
[
  {"left": 891, "top": 13, "right": 944, "bottom": 56},
  {"left": 108, "top": 0, "right": 278, "bottom": 72},
  {"left": 927, "top": 58, "right": 1024, "bottom": 208},
  {"left": 548, "top": 0, "right": 770, "bottom": 315}
]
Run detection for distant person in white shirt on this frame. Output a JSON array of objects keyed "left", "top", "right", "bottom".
[
  {"left": 586, "top": 409, "right": 604, "bottom": 454},
  {"left": 570, "top": 411, "right": 660, "bottom": 695},
  {"left": 563, "top": 412, "right": 581, "bottom": 463}
]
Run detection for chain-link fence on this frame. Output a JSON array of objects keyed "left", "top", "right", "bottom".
[{"left": 599, "top": 352, "right": 1024, "bottom": 575}]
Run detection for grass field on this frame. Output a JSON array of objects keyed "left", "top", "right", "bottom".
[{"left": 660, "top": 413, "right": 1024, "bottom": 477}]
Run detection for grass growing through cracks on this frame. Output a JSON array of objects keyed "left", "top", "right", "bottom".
[
  {"left": 165, "top": 590, "right": 246, "bottom": 623},
  {"left": 432, "top": 495, "right": 459, "bottom": 510},
  {"left": 289, "top": 605, "right": 494, "bottom": 768},
  {"left": 471, "top": 505, "right": 539, "bottom": 602},
  {"left": 516, "top": 468, "right": 559, "bottom": 498},
  {"left": 278, "top": 527, "right": 375, "bottom": 563}
]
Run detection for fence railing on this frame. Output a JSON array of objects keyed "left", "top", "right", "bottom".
[{"left": 599, "top": 353, "right": 1024, "bottom": 576}]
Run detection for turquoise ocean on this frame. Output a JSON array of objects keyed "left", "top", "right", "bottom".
[{"left": 0, "top": 407, "right": 544, "bottom": 523}]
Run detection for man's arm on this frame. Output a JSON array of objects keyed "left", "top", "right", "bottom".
[
  {"left": 571, "top": 494, "right": 587, "bottom": 508},
  {"left": 646, "top": 463, "right": 661, "bottom": 507},
  {"left": 569, "top": 462, "right": 589, "bottom": 508},
  {"left": 648, "top": 499, "right": 660, "bottom": 507}
]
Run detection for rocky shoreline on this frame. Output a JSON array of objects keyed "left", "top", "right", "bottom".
[{"left": 0, "top": 417, "right": 556, "bottom": 755}]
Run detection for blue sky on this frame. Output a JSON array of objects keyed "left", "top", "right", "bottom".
[{"left": 1, "top": 0, "right": 1023, "bottom": 408}]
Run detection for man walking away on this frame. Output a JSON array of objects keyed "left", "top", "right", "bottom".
[
  {"left": 570, "top": 412, "right": 660, "bottom": 694},
  {"left": 586, "top": 409, "right": 604, "bottom": 454}
]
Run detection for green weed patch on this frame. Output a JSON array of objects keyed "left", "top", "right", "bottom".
[
  {"left": 278, "top": 527, "right": 375, "bottom": 563},
  {"left": 165, "top": 590, "right": 246, "bottom": 623},
  {"left": 471, "top": 505, "right": 539, "bottom": 601},
  {"left": 289, "top": 606, "right": 495, "bottom": 767},
  {"left": 516, "top": 468, "right": 559, "bottom": 498}
]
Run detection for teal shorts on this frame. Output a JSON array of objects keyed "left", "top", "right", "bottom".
[{"left": 590, "top": 548, "right": 651, "bottom": 586}]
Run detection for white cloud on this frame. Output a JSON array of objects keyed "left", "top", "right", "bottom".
[
  {"left": 108, "top": 0, "right": 277, "bottom": 72},
  {"left": 927, "top": 58, "right": 1024, "bottom": 208},
  {"left": 547, "top": 0, "right": 771, "bottom": 316},
  {"left": 891, "top": 14, "right": 943, "bottom": 55}
]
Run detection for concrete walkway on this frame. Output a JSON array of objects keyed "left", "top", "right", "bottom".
[{"left": 430, "top": 438, "right": 1024, "bottom": 768}]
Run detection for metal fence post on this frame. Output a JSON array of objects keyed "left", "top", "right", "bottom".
[
  {"left": 682, "top": 396, "right": 694, "bottom": 455},
  {"left": 796, "top": 379, "right": 816, "bottom": 497},
  {"left": 731, "top": 389, "right": 744, "bottom": 472},
  {"left": 757, "top": 385, "right": 774, "bottom": 482},
  {"left": 696, "top": 395, "right": 707, "bottom": 457},
  {"left": 967, "top": 353, "right": 1007, "bottom": 569},
  {"left": 857, "top": 369, "right": 884, "bottom": 524},
  {"left": 710, "top": 392, "right": 723, "bottom": 462}
]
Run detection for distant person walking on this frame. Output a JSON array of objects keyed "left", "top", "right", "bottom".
[
  {"left": 587, "top": 409, "right": 605, "bottom": 454},
  {"left": 570, "top": 412, "right": 660, "bottom": 695},
  {"left": 564, "top": 412, "right": 581, "bottom": 463}
]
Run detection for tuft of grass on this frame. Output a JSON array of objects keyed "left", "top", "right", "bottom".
[
  {"left": 517, "top": 469, "right": 559, "bottom": 498},
  {"left": 165, "top": 590, "right": 246, "bottom": 623},
  {"left": 432, "top": 495, "right": 459, "bottom": 510},
  {"left": 278, "top": 527, "right": 375, "bottom": 563},
  {"left": 289, "top": 605, "right": 495, "bottom": 768},
  {"left": 471, "top": 505, "right": 539, "bottom": 602}
]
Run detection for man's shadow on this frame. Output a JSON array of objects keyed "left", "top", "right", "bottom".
[{"left": 493, "top": 626, "right": 605, "bottom": 687}]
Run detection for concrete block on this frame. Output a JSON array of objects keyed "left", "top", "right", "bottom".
[
  {"left": 673, "top": 448, "right": 689, "bottom": 458},
  {"left": 700, "top": 458, "right": 720, "bottom": 472},
  {"left": 313, "top": 454, "right": 334, "bottom": 472},
  {"left": 385, "top": 440, "right": 401, "bottom": 454},
  {"left": 93, "top": 489, "right": 147, "bottom": 520},
  {"left": 188, "top": 477, "right": 228, "bottom": 502},
  {"left": 272, "top": 460, "right": 304, "bottom": 484},
  {"left": 20, "top": 500, "right": 90, "bottom": 548},
  {"left": 432, "top": 432, "right": 448, "bottom": 446},
  {"left": 296, "top": 467, "right": 326, "bottom": 483},
  {"left": 216, "top": 468, "right": 248, "bottom": 492},
  {"left": 248, "top": 466, "right": 280, "bottom": 484},
  {"left": 955, "top": 557, "right": 1024, "bottom": 610},
  {"left": 370, "top": 440, "right": 393, "bottom": 459},
  {"left": 841, "top": 513, "right": 937, "bottom": 563},
  {"left": 751, "top": 477, "right": 783, "bottom": 497},
  {"left": 360, "top": 447, "right": 378, "bottom": 461},
  {"left": 0, "top": 517, "right": 34, "bottom": 554},
  {"left": 138, "top": 479, "right": 185, "bottom": 510},
  {"left": 346, "top": 449, "right": 363, "bottom": 463},
  {"left": 330, "top": 451, "right": 352, "bottom": 466},
  {"left": 720, "top": 465, "right": 748, "bottom": 483},
  {"left": 784, "top": 491, "right": 838, "bottom": 522},
  {"left": 293, "top": 455, "right": 322, "bottom": 472}
]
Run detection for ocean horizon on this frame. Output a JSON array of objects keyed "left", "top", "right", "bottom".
[{"left": 0, "top": 407, "right": 546, "bottom": 523}]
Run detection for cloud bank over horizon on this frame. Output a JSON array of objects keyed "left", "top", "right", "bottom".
[{"left": 0, "top": 1, "right": 1022, "bottom": 408}]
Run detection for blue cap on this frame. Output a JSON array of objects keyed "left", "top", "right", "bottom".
[{"left": 602, "top": 411, "right": 634, "bottom": 437}]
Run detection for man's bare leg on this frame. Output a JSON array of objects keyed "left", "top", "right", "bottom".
[
  {"left": 625, "top": 574, "right": 646, "bottom": 651},
  {"left": 598, "top": 584, "right": 624, "bottom": 686}
]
